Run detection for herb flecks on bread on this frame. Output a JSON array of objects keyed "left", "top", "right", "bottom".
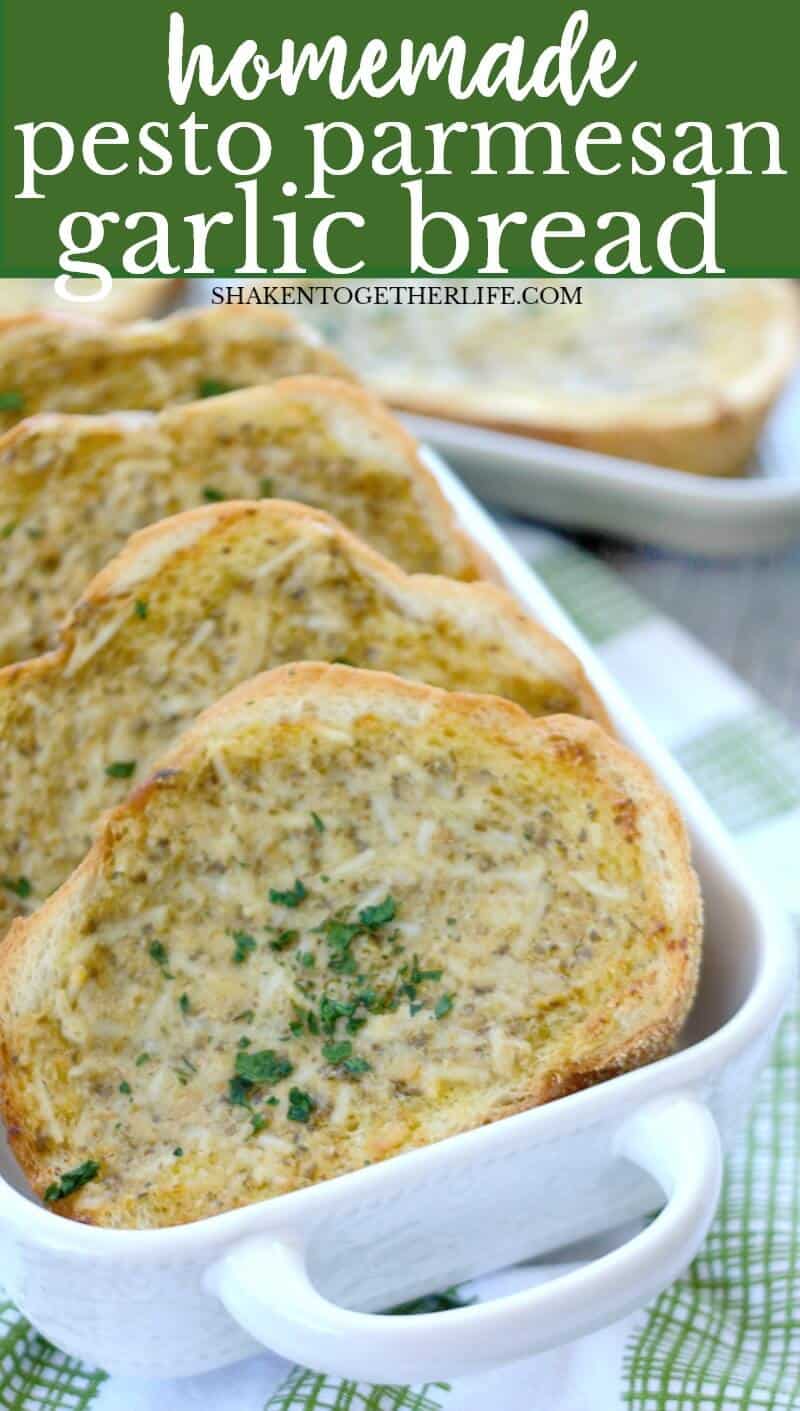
[
  {"left": 0, "top": 377, "right": 485, "bottom": 665},
  {"left": 0, "top": 307, "right": 349, "bottom": 434},
  {"left": 0, "top": 664, "right": 701, "bottom": 1228},
  {"left": 0, "top": 499, "right": 607, "bottom": 933}
]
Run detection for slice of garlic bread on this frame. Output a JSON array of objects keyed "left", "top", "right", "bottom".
[
  {"left": 0, "top": 499, "right": 607, "bottom": 933},
  {"left": 0, "top": 662, "right": 700, "bottom": 1228},
  {"left": 0, "top": 279, "right": 178, "bottom": 321},
  {"left": 0, "top": 377, "right": 486, "bottom": 665},
  {"left": 304, "top": 279, "right": 800, "bottom": 476},
  {"left": 0, "top": 307, "right": 349, "bottom": 433}
]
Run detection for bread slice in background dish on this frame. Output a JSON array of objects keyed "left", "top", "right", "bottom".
[
  {"left": 0, "top": 377, "right": 488, "bottom": 666},
  {"left": 0, "top": 308, "right": 350, "bottom": 433},
  {"left": 0, "top": 663, "right": 700, "bottom": 1229},
  {"left": 0, "top": 279, "right": 178, "bottom": 322},
  {"left": 301, "top": 279, "right": 800, "bottom": 477},
  {"left": 0, "top": 499, "right": 608, "bottom": 934}
]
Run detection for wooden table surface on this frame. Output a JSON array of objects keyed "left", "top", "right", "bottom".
[{"left": 584, "top": 535, "right": 800, "bottom": 728}]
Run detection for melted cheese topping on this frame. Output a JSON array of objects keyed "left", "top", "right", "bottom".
[
  {"left": 0, "top": 310, "right": 346, "bottom": 435},
  {"left": 0, "top": 508, "right": 593, "bottom": 934},
  {"left": 0, "top": 390, "right": 474, "bottom": 666},
  {"left": 4, "top": 696, "right": 688, "bottom": 1228},
  {"left": 300, "top": 279, "right": 793, "bottom": 419}
]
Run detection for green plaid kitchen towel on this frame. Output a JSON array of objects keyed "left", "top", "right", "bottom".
[{"left": 1, "top": 526, "right": 797, "bottom": 1411}]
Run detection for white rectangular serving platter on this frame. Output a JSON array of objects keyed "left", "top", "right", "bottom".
[
  {"left": 0, "top": 454, "right": 792, "bottom": 1386},
  {"left": 405, "top": 367, "right": 800, "bottom": 556}
]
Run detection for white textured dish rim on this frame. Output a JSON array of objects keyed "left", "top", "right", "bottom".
[{"left": 404, "top": 412, "right": 800, "bottom": 556}]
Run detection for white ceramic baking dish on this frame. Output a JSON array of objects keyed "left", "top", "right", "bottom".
[
  {"left": 405, "top": 365, "right": 800, "bottom": 556},
  {"left": 0, "top": 455, "right": 791, "bottom": 1385}
]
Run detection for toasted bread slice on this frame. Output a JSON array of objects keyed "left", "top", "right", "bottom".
[
  {"left": 0, "top": 662, "right": 700, "bottom": 1228},
  {"left": 0, "top": 307, "right": 349, "bottom": 433},
  {"left": 0, "top": 377, "right": 486, "bottom": 665},
  {"left": 0, "top": 279, "right": 178, "bottom": 321},
  {"left": 0, "top": 499, "right": 607, "bottom": 933},
  {"left": 303, "top": 279, "right": 800, "bottom": 476}
]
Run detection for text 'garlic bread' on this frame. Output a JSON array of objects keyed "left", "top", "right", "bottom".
[
  {"left": 0, "top": 663, "right": 701, "bottom": 1229},
  {"left": 0, "top": 500, "right": 607, "bottom": 933},
  {"left": 0, "top": 377, "right": 486, "bottom": 665},
  {"left": 0, "top": 307, "right": 349, "bottom": 433}
]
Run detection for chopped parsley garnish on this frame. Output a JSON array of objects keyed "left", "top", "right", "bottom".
[
  {"left": 318, "top": 919, "right": 359, "bottom": 974},
  {"left": 2, "top": 875, "right": 31, "bottom": 899},
  {"left": 228, "top": 1048, "right": 293, "bottom": 1127},
  {"left": 235, "top": 1049, "right": 293, "bottom": 1085},
  {"left": 311, "top": 812, "right": 325, "bottom": 833},
  {"left": 299, "top": 951, "right": 315, "bottom": 969},
  {"left": 0, "top": 391, "right": 24, "bottom": 412},
  {"left": 319, "top": 994, "right": 354, "bottom": 1034},
  {"left": 287, "top": 1087, "right": 315, "bottom": 1123},
  {"left": 311, "top": 897, "right": 400, "bottom": 978},
  {"left": 238, "top": 1036, "right": 251, "bottom": 1048},
  {"left": 1, "top": 522, "right": 16, "bottom": 539},
  {"left": 173, "top": 1147, "right": 184, "bottom": 1157},
  {"left": 179, "top": 993, "right": 190, "bottom": 1015},
  {"left": 135, "top": 1052, "right": 151, "bottom": 1066},
  {"left": 401, "top": 955, "right": 443, "bottom": 1004},
  {"left": 228, "top": 1074, "right": 253, "bottom": 1107},
  {"left": 198, "top": 378, "right": 237, "bottom": 399},
  {"left": 105, "top": 760, "right": 137, "bottom": 779},
  {"left": 259, "top": 477, "right": 274, "bottom": 498},
  {"left": 321, "top": 1040, "right": 369, "bottom": 1075},
  {"left": 119, "top": 1081, "right": 132, "bottom": 1095},
  {"left": 270, "top": 879, "right": 308, "bottom": 908},
  {"left": 202, "top": 485, "right": 225, "bottom": 502},
  {"left": 322, "top": 1040, "right": 352, "bottom": 1064},
  {"left": 359, "top": 895, "right": 396, "bottom": 928},
  {"left": 232, "top": 930, "right": 257, "bottom": 964},
  {"left": 435, "top": 994, "right": 455, "bottom": 1020},
  {"left": 134, "top": 598, "right": 149, "bottom": 620},
  {"left": 269, "top": 929, "right": 299, "bottom": 952},
  {"left": 234, "top": 1008, "right": 255, "bottom": 1023},
  {"left": 411, "top": 959, "right": 443, "bottom": 984},
  {"left": 174, "top": 1055, "right": 197, "bottom": 1085},
  {"left": 148, "top": 940, "right": 173, "bottom": 978},
  {"left": 44, "top": 1160, "right": 100, "bottom": 1203}
]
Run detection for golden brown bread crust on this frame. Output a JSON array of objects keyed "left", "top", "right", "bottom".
[
  {"left": 0, "top": 374, "right": 491, "bottom": 666},
  {"left": 0, "top": 497, "right": 609, "bottom": 935},
  {"left": 81, "top": 496, "right": 595, "bottom": 719},
  {"left": 0, "top": 663, "right": 700, "bottom": 1227},
  {"left": 317, "top": 279, "right": 800, "bottom": 477},
  {"left": 0, "top": 307, "right": 351, "bottom": 432},
  {"left": 387, "top": 387, "right": 792, "bottom": 478}
]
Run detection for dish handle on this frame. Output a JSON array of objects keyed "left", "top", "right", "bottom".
[{"left": 208, "top": 1093, "right": 721, "bottom": 1382}]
